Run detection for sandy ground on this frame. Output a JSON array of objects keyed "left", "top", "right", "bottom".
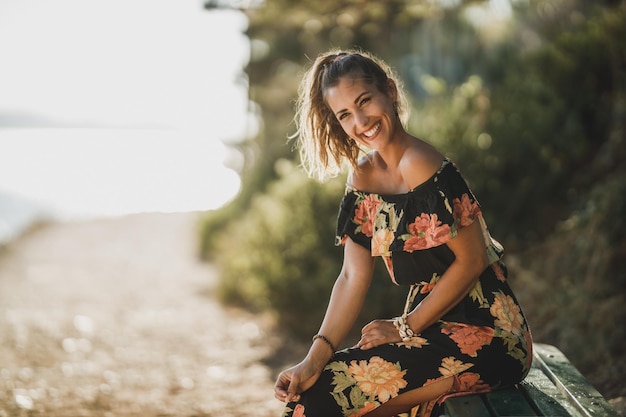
[{"left": 0, "top": 213, "right": 292, "bottom": 417}]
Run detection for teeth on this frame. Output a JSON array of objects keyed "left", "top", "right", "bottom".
[{"left": 363, "top": 122, "right": 381, "bottom": 138}]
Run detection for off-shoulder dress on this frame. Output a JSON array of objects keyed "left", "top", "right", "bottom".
[{"left": 281, "top": 158, "right": 532, "bottom": 417}]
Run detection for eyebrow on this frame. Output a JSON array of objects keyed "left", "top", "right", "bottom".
[{"left": 334, "top": 91, "right": 370, "bottom": 116}]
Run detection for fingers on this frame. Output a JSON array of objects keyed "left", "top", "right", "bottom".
[
  {"left": 286, "top": 377, "right": 301, "bottom": 403},
  {"left": 358, "top": 321, "right": 379, "bottom": 349},
  {"left": 275, "top": 386, "right": 300, "bottom": 402},
  {"left": 357, "top": 330, "right": 383, "bottom": 350},
  {"left": 274, "top": 371, "right": 302, "bottom": 403},
  {"left": 358, "top": 320, "right": 400, "bottom": 350},
  {"left": 274, "top": 372, "right": 293, "bottom": 402},
  {"left": 358, "top": 333, "right": 384, "bottom": 350}
]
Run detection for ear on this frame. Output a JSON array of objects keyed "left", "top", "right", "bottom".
[{"left": 386, "top": 78, "right": 398, "bottom": 102}]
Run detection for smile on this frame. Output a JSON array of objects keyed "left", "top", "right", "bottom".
[{"left": 363, "top": 122, "right": 381, "bottom": 138}]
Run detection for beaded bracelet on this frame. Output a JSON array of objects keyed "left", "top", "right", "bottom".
[{"left": 312, "top": 334, "right": 337, "bottom": 353}]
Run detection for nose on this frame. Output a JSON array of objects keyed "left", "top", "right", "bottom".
[{"left": 354, "top": 110, "right": 368, "bottom": 129}]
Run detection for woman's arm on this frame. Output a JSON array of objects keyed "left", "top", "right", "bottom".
[
  {"left": 357, "top": 220, "right": 489, "bottom": 350},
  {"left": 317, "top": 237, "right": 376, "bottom": 350},
  {"left": 274, "top": 238, "right": 376, "bottom": 402},
  {"left": 405, "top": 219, "right": 489, "bottom": 333}
]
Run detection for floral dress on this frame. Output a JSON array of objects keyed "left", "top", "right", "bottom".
[{"left": 281, "top": 158, "right": 533, "bottom": 417}]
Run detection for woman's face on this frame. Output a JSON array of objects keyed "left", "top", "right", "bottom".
[{"left": 324, "top": 75, "right": 398, "bottom": 150}]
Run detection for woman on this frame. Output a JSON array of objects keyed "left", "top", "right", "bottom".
[{"left": 274, "top": 49, "right": 533, "bottom": 417}]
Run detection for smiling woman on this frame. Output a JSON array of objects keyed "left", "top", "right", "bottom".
[
  {"left": 275, "top": 49, "right": 532, "bottom": 417},
  {"left": 0, "top": 0, "right": 250, "bottom": 220}
]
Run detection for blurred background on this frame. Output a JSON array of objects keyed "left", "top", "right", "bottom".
[
  {"left": 1, "top": 0, "right": 625, "bottom": 415},
  {"left": 0, "top": 0, "right": 249, "bottom": 240}
]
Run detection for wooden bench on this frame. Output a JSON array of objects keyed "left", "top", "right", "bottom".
[{"left": 434, "top": 343, "right": 620, "bottom": 417}]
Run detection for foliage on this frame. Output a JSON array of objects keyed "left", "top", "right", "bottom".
[{"left": 481, "top": 3, "right": 625, "bottom": 243}]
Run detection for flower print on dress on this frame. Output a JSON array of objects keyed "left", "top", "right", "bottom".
[
  {"left": 490, "top": 291, "right": 525, "bottom": 337},
  {"left": 381, "top": 255, "right": 396, "bottom": 283},
  {"left": 491, "top": 262, "right": 507, "bottom": 283},
  {"left": 370, "top": 199, "right": 403, "bottom": 256},
  {"left": 326, "top": 361, "right": 370, "bottom": 415},
  {"left": 351, "top": 191, "right": 404, "bottom": 258},
  {"left": 452, "top": 193, "right": 482, "bottom": 227},
  {"left": 397, "top": 335, "right": 429, "bottom": 349},
  {"left": 372, "top": 228, "right": 395, "bottom": 256},
  {"left": 425, "top": 371, "right": 488, "bottom": 394},
  {"left": 435, "top": 359, "right": 490, "bottom": 395},
  {"left": 349, "top": 356, "right": 408, "bottom": 402},
  {"left": 490, "top": 291, "right": 531, "bottom": 365},
  {"left": 325, "top": 357, "right": 407, "bottom": 416},
  {"left": 455, "top": 372, "right": 490, "bottom": 393},
  {"left": 438, "top": 357, "right": 474, "bottom": 377},
  {"left": 293, "top": 404, "right": 306, "bottom": 417},
  {"left": 401, "top": 213, "right": 452, "bottom": 251},
  {"left": 467, "top": 279, "right": 489, "bottom": 308},
  {"left": 353, "top": 194, "right": 382, "bottom": 237},
  {"left": 418, "top": 273, "right": 441, "bottom": 295},
  {"left": 441, "top": 323, "right": 495, "bottom": 357},
  {"left": 282, "top": 404, "right": 306, "bottom": 417}
]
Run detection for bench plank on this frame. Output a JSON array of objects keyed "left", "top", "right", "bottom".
[
  {"left": 485, "top": 387, "right": 538, "bottom": 416},
  {"left": 443, "top": 394, "right": 493, "bottom": 417},
  {"left": 533, "top": 344, "right": 620, "bottom": 417},
  {"left": 435, "top": 344, "right": 620, "bottom": 417},
  {"left": 520, "top": 368, "right": 583, "bottom": 417}
]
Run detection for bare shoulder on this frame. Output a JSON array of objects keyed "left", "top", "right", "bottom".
[
  {"left": 347, "top": 152, "right": 377, "bottom": 191},
  {"left": 399, "top": 141, "right": 445, "bottom": 190}
]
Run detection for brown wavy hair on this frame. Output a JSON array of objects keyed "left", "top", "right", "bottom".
[{"left": 293, "top": 49, "right": 408, "bottom": 181}]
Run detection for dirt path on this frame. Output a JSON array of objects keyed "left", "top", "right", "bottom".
[{"left": 0, "top": 213, "right": 287, "bottom": 417}]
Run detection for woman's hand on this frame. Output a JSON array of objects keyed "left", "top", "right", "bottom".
[
  {"left": 356, "top": 319, "right": 401, "bottom": 350},
  {"left": 274, "top": 359, "right": 323, "bottom": 403}
]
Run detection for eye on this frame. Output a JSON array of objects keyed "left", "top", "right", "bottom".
[
  {"left": 337, "top": 112, "right": 349, "bottom": 121},
  {"left": 359, "top": 96, "right": 371, "bottom": 106}
]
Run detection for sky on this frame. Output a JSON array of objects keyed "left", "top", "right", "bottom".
[{"left": 0, "top": 0, "right": 250, "bottom": 218}]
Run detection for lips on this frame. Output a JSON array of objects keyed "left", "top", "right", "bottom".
[{"left": 362, "top": 121, "right": 381, "bottom": 138}]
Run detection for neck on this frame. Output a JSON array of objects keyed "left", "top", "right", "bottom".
[{"left": 375, "top": 129, "right": 413, "bottom": 169}]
